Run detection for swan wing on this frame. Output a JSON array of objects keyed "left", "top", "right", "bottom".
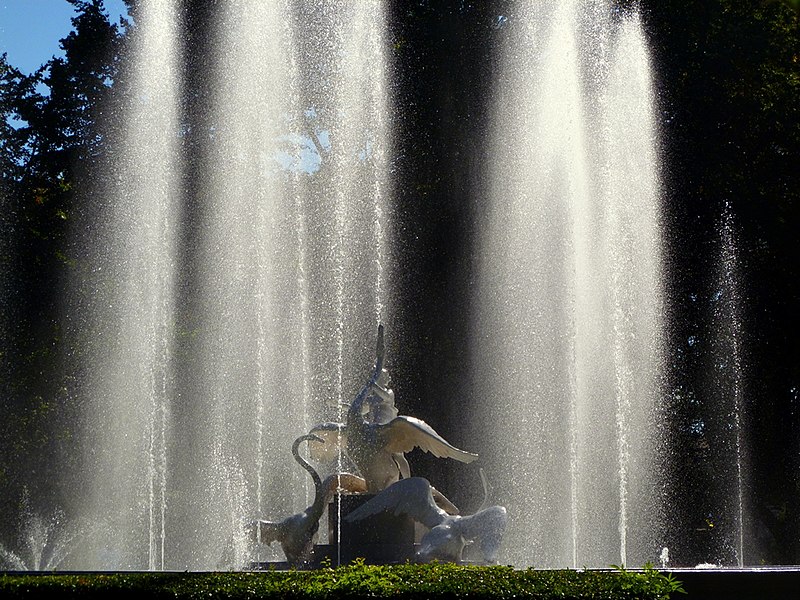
[
  {"left": 380, "top": 416, "right": 478, "bottom": 463},
  {"left": 431, "top": 486, "right": 460, "bottom": 515},
  {"left": 344, "top": 477, "right": 448, "bottom": 529},
  {"left": 307, "top": 422, "right": 346, "bottom": 462}
]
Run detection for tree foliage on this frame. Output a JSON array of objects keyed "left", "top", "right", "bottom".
[
  {"left": 0, "top": 0, "right": 125, "bottom": 543},
  {"left": 638, "top": 0, "right": 800, "bottom": 563}
]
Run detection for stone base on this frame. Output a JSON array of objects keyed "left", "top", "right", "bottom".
[
  {"left": 250, "top": 493, "right": 421, "bottom": 568},
  {"left": 327, "top": 493, "right": 417, "bottom": 564}
]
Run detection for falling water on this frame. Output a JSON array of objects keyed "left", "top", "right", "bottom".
[
  {"left": 472, "top": 0, "right": 662, "bottom": 567},
  {"left": 180, "top": 0, "right": 303, "bottom": 568},
  {"left": 58, "top": 0, "right": 391, "bottom": 570},
  {"left": 325, "top": 0, "right": 392, "bottom": 563},
  {"left": 66, "top": 0, "right": 180, "bottom": 569},
  {"left": 717, "top": 202, "right": 746, "bottom": 567}
]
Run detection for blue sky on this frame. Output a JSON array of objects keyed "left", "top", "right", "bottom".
[
  {"left": 1, "top": 0, "right": 129, "bottom": 74},
  {"left": 1, "top": 0, "right": 325, "bottom": 173}
]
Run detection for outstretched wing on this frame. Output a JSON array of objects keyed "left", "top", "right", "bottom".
[
  {"left": 430, "top": 486, "right": 460, "bottom": 515},
  {"left": 307, "top": 422, "right": 346, "bottom": 462},
  {"left": 344, "top": 477, "right": 448, "bottom": 529},
  {"left": 379, "top": 416, "right": 479, "bottom": 463}
]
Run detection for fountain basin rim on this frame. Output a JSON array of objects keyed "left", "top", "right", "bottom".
[{"left": 4, "top": 566, "right": 800, "bottom": 574}]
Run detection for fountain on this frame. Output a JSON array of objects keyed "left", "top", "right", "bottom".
[
  {"left": 470, "top": 0, "right": 663, "bottom": 568},
  {"left": 249, "top": 325, "right": 507, "bottom": 567},
  {"left": 0, "top": 491, "right": 86, "bottom": 571},
  {"left": 3, "top": 0, "right": 796, "bottom": 578}
]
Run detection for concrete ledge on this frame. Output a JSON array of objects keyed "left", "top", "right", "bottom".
[{"left": 665, "top": 567, "right": 800, "bottom": 600}]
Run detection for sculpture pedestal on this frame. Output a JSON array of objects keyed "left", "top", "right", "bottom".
[
  {"left": 249, "top": 493, "right": 421, "bottom": 569},
  {"left": 327, "top": 493, "right": 417, "bottom": 564}
]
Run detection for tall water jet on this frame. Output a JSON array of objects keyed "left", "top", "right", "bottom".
[
  {"left": 591, "top": 10, "right": 664, "bottom": 568},
  {"left": 292, "top": 0, "right": 392, "bottom": 414},
  {"left": 176, "top": 0, "right": 303, "bottom": 569},
  {"left": 710, "top": 202, "right": 747, "bottom": 566},
  {"left": 471, "top": 0, "right": 663, "bottom": 567},
  {"left": 303, "top": 0, "right": 392, "bottom": 563},
  {"left": 334, "top": 0, "right": 391, "bottom": 332},
  {"left": 68, "top": 0, "right": 181, "bottom": 570}
]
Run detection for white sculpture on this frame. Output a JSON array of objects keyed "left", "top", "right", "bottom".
[
  {"left": 246, "top": 325, "right": 508, "bottom": 567},
  {"left": 345, "top": 477, "right": 508, "bottom": 564},
  {"left": 250, "top": 433, "right": 367, "bottom": 566},
  {"left": 308, "top": 325, "right": 478, "bottom": 492}
]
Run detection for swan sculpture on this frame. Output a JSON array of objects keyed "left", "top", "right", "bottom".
[
  {"left": 345, "top": 476, "right": 508, "bottom": 564},
  {"left": 308, "top": 325, "right": 478, "bottom": 492},
  {"left": 250, "top": 433, "right": 367, "bottom": 566}
]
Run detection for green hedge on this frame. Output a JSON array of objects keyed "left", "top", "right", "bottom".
[{"left": 0, "top": 562, "right": 683, "bottom": 599}]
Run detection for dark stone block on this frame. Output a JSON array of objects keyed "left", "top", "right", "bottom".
[{"left": 327, "top": 493, "right": 417, "bottom": 564}]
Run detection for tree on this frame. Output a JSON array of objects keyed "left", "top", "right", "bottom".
[
  {"left": 13, "top": 0, "right": 124, "bottom": 248},
  {"left": 0, "top": 0, "right": 126, "bottom": 543},
  {"left": 642, "top": 0, "right": 800, "bottom": 563}
]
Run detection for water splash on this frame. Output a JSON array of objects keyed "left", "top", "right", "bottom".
[{"left": 0, "top": 494, "right": 87, "bottom": 571}]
